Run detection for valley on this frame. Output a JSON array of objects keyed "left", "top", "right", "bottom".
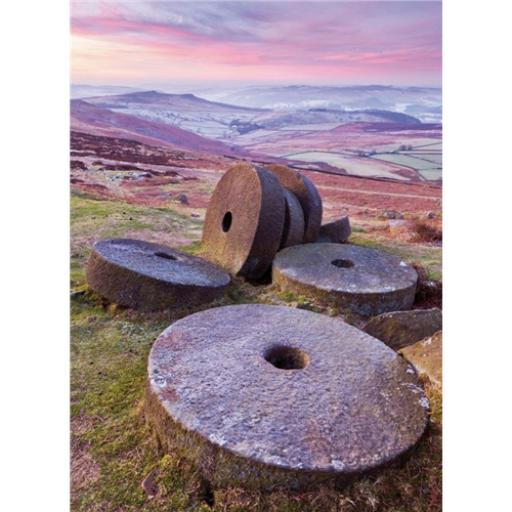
[{"left": 72, "top": 85, "right": 442, "bottom": 183}]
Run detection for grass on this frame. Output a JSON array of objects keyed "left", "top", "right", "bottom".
[
  {"left": 71, "top": 191, "right": 442, "bottom": 512},
  {"left": 70, "top": 191, "right": 202, "bottom": 288},
  {"left": 349, "top": 231, "right": 442, "bottom": 281}
]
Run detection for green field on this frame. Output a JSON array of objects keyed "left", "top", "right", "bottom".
[
  {"left": 285, "top": 151, "right": 408, "bottom": 179},
  {"left": 372, "top": 153, "right": 441, "bottom": 171}
]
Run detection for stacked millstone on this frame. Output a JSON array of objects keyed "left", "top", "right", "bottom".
[
  {"left": 201, "top": 162, "right": 350, "bottom": 279},
  {"left": 145, "top": 305, "right": 429, "bottom": 491},
  {"left": 201, "top": 161, "right": 417, "bottom": 316}
]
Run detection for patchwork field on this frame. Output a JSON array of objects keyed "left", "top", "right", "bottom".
[
  {"left": 285, "top": 151, "right": 413, "bottom": 180},
  {"left": 72, "top": 88, "right": 442, "bottom": 184}
]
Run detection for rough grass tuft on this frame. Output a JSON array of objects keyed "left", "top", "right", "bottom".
[{"left": 411, "top": 220, "right": 442, "bottom": 243}]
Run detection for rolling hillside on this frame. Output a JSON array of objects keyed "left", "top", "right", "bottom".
[{"left": 70, "top": 99, "right": 246, "bottom": 157}]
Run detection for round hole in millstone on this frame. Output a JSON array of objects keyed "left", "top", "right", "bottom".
[
  {"left": 154, "top": 251, "right": 177, "bottom": 261},
  {"left": 331, "top": 258, "right": 354, "bottom": 269},
  {"left": 264, "top": 345, "right": 309, "bottom": 370},
  {"left": 146, "top": 304, "right": 429, "bottom": 490},
  {"left": 221, "top": 211, "right": 233, "bottom": 232}
]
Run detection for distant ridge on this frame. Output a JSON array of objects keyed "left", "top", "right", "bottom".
[
  {"left": 86, "top": 90, "right": 266, "bottom": 113},
  {"left": 70, "top": 99, "right": 247, "bottom": 157},
  {"left": 71, "top": 84, "right": 146, "bottom": 99}
]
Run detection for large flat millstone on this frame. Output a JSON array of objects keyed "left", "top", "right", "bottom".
[
  {"left": 86, "top": 238, "right": 230, "bottom": 311},
  {"left": 273, "top": 243, "right": 418, "bottom": 316},
  {"left": 202, "top": 163, "right": 285, "bottom": 279},
  {"left": 146, "top": 305, "right": 428, "bottom": 490}
]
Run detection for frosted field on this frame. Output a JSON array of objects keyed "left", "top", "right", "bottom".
[
  {"left": 285, "top": 151, "right": 409, "bottom": 180},
  {"left": 371, "top": 153, "right": 442, "bottom": 171},
  {"left": 405, "top": 153, "right": 443, "bottom": 166},
  {"left": 418, "top": 169, "right": 442, "bottom": 181}
]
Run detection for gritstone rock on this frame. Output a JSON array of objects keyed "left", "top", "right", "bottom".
[
  {"left": 273, "top": 243, "right": 418, "bottom": 316},
  {"left": 146, "top": 304, "right": 428, "bottom": 490},
  {"left": 86, "top": 238, "right": 230, "bottom": 311}
]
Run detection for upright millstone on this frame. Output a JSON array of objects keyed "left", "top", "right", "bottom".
[
  {"left": 202, "top": 163, "right": 286, "bottom": 279},
  {"left": 86, "top": 238, "right": 230, "bottom": 311},
  {"left": 273, "top": 243, "right": 418, "bottom": 316},
  {"left": 265, "top": 164, "right": 322, "bottom": 242},
  {"left": 145, "top": 305, "right": 428, "bottom": 491},
  {"left": 280, "top": 189, "right": 305, "bottom": 248}
]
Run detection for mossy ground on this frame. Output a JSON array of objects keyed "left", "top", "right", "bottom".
[
  {"left": 349, "top": 230, "right": 442, "bottom": 281},
  {"left": 71, "top": 192, "right": 442, "bottom": 512}
]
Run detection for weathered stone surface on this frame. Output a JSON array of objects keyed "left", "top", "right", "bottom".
[
  {"left": 400, "top": 331, "right": 442, "bottom": 389},
  {"left": 86, "top": 238, "right": 230, "bottom": 311},
  {"left": 146, "top": 304, "right": 428, "bottom": 491},
  {"left": 280, "top": 189, "right": 305, "bottom": 248},
  {"left": 202, "top": 163, "right": 285, "bottom": 279},
  {"left": 265, "top": 164, "right": 322, "bottom": 242},
  {"left": 363, "top": 308, "right": 442, "bottom": 351},
  {"left": 317, "top": 216, "right": 351, "bottom": 244},
  {"left": 273, "top": 243, "right": 418, "bottom": 316}
]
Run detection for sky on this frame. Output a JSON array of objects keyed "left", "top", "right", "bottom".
[{"left": 71, "top": 1, "right": 442, "bottom": 89}]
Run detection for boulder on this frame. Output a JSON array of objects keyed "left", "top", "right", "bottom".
[
  {"left": 400, "top": 331, "right": 442, "bottom": 389},
  {"left": 363, "top": 308, "right": 442, "bottom": 351},
  {"left": 382, "top": 210, "right": 403, "bottom": 220},
  {"left": 176, "top": 193, "right": 189, "bottom": 205}
]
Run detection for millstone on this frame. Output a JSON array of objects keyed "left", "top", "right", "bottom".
[
  {"left": 273, "top": 244, "right": 418, "bottom": 316},
  {"left": 317, "top": 216, "right": 351, "bottom": 244},
  {"left": 146, "top": 304, "right": 428, "bottom": 491},
  {"left": 202, "top": 163, "right": 285, "bottom": 279},
  {"left": 86, "top": 238, "right": 230, "bottom": 311},
  {"left": 265, "top": 164, "right": 322, "bottom": 243},
  {"left": 280, "top": 189, "right": 305, "bottom": 248}
]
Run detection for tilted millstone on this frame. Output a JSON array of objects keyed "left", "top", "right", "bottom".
[
  {"left": 273, "top": 243, "right": 418, "bottom": 316},
  {"left": 145, "top": 304, "right": 428, "bottom": 491},
  {"left": 86, "top": 238, "right": 230, "bottom": 311},
  {"left": 265, "top": 164, "right": 323, "bottom": 243},
  {"left": 317, "top": 216, "right": 351, "bottom": 244},
  {"left": 280, "top": 189, "right": 305, "bottom": 248},
  {"left": 202, "top": 163, "right": 286, "bottom": 279}
]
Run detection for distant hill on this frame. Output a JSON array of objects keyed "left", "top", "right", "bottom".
[
  {"left": 198, "top": 85, "right": 442, "bottom": 123},
  {"left": 71, "top": 84, "right": 146, "bottom": 99},
  {"left": 252, "top": 108, "right": 420, "bottom": 128},
  {"left": 86, "top": 90, "right": 264, "bottom": 113},
  {"left": 70, "top": 99, "right": 245, "bottom": 157},
  {"left": 79, "top": 89, "right": 421, "bottom": 140}
]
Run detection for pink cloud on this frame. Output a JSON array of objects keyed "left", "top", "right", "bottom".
[{"left": 71, "top": 1, "right": 441, "bottom": 86}]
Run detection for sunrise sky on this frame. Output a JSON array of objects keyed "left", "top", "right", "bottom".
[{"left": 71, "top": 1, "right": 442, "bottom": 88}]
